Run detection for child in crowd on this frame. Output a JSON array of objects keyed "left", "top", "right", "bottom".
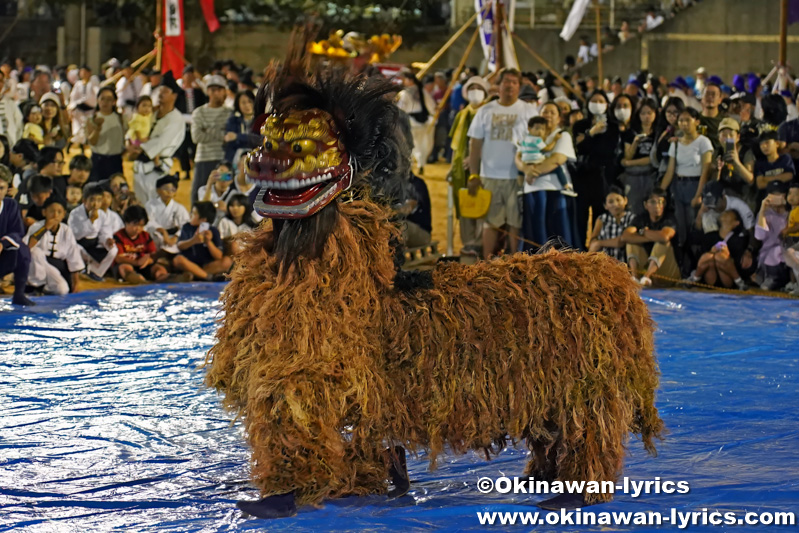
[
  {"left": 198, "top": 161, "right": 235, "bottom": 221},
  {"left": 754, "top": 180, "right": 790, "bottom": 291},
  {"left": 686, "top": 210, "right": 751, "bottom": 290},
  {"left": 621, "top": 187, "right": 679, "bottom": 287},
  {"left": 217, "top": 193, "right": 257, "bottom": 255},
  {"left": 97, "top": 180, "right": 124, "bottom": 235},
  {"left": 25, "top": 196, "right": 85, "bottom": 294},
  {"left": 173, "top": 201, "right": 232, "bottom": 281},
  {"left": 144, "top": 174, "right": 189, "bottom": 255},
  {"left": 0, "top": 164, "right": 34, "bottom": 306},
  {"left": 588, "top": 186, "right": 636, "bottom": 261},
  {"left": 23, "top": 105, "right": 44, "bottom": 146},
  {"left": 516, "top": 116, "right": 577, "bottom": 197},
  {"left": 126, "top": 95, "right": 154, "bottom": 147},
  {"left": 114, "top": 205, "right": 169, "bottom": 284},
  {"left": 20, "top": 174, "right": 53, "bottom": 228},
  {"left": 780, "top": 181, "right": 799, "bottom": 295},
  {"left": 568, "top": 109, "right": 584, "bottom": 129},
  {"left": 754, "top": 131, "right": 794, "bottom": 204},
  {"left": 65, "top": 184, "right": 83, "bottom": 213},
  {"left": 67, "top": 184, "right": 119, "bottom": 282}
]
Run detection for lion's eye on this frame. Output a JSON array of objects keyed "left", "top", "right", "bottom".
[
  {"left": 264, "top": 140, "right": 275, "bottom": 151},
  {"left": 293, "top": 140, "right": 316, "bottom": 156}
]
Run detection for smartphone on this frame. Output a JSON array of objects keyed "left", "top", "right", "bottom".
[
  {"left": 199, "top": 222, "right": 210, "bottom": 233},
  {"left": 725, "top": 138, "right": 735, "bottom": 153},
  {"left": 219, "top": 172, "right": 232, "bottom": 182}
]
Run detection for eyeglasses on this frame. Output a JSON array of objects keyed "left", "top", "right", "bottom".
[{"left": 665, "top": 109, "right": 679, "bottom": 116}]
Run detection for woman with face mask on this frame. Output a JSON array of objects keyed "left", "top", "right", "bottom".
[
  {"left": 610, "top": 94, "right": 635, "bottom": 132},
  {"left": 448, "top": 76, "right": 489, "bottom": 255},
  {"left": 572, "top": 89, "right": 623, "bottom": 245}
]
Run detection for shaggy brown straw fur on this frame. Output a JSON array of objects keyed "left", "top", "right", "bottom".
[{"left": 205, "top": 198, "right": 664, "bottom": 506}]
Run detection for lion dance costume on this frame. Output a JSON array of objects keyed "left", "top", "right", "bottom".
[{"left": 205, "top": 31, "right": 664, "bottom": 519}]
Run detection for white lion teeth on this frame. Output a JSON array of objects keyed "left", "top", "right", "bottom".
[{"left": 261, "top": 172, "right": 338, "bottom": 190}]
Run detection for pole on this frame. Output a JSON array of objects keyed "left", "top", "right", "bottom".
[
  {"left": 495, "top": 0, "right": 505, "bottom": 71},
  {"left": 155, "top": 0, "right": 163, "bottom": 70},
  {"left": 434, "top": 28, "right": 480, "bottom": 122},
  {"left": 446, "top": 182, "right": 455, "bottom": 256},
  {"left": 780, "top": 0, "right": 788, "bottom": 66},
  {"left": 595, "top": 0, "right": 603, "bottom": 83},
  {"left": 80, "top": 0, "right": 86, "bottom": 65},
  {"left": 511, "top": 32, "right": 586, "bottom": 103},
  {"left": 417, "top": 9, "right": 480, "bottom": 79}
]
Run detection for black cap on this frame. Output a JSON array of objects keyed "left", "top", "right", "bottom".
[
  {"left": 519, "top": 85, "right": 538, "bottom": 101},
  {"left": 766, "top": 180, "right": 789, "bottom": 194},
  {"left": 182, "top": 64, "right": 195, "bottom": 74},
  {"left": 121, "top": 59, "right": 132, "bottom": 69},
  {"left": 732, "top": 92, "right": 756, "bottom": 106},
  {"left": 155, "top": 174, "right": 180, "bottom": 189},
  {"left": 160, "top": 70, "right": 180, "bottom": 94}
]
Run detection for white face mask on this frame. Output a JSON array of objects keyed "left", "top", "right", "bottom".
[
  {"left": 615, "top": 108, "right": 632, "bottom": 123},
  {"left": 466, "top": 89, "right": 485, "bottom": 105},
  {"left": 588, "top": 101, "right": 607, "bottom": 115}
]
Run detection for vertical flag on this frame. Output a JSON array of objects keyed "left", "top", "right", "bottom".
[
  {"left": 199, "top": 0, "right": 220, "bottom": 32},
  {"left": 162, "top": 0, "right": 185, "bottom": 75},
  {"left": 560, "top": 0, "right": 591, "bottom": 41}
]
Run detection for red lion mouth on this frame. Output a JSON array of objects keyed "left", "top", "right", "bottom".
[{"left": 246, "top": 110, "right": 352, "bottom": 219}]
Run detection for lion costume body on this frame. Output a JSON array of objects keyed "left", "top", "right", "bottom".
[{"left": 205, "top": 31, "right": 663, "bottom": 514}]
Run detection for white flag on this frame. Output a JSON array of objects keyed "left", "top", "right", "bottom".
[{"left": 560, "top": 0, "right": 591, "bottom": 42}]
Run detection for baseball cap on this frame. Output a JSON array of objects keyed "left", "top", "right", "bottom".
[
  {"left": 718, "top": 117, "right": 740, "bottom": 133},
  {"left": 39, "top": 92, "right": 61, "bottom": 107},
  {"left": 205, "top": 74, "right": 227, "bottom": 89}
]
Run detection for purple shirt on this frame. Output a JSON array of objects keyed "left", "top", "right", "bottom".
[{"left": 754, "top": 209, "right": 788, "bottom": 267}]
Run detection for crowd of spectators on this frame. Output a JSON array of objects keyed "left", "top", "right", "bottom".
[
  {"left": 0, "top": 56, "right": 262, "bottom": 306},
  {"left": 2, "top": 43, "right": 799, "bottom": 306},
  {"left": 443, "top": 62, "right": 799, "bottom": 295}
]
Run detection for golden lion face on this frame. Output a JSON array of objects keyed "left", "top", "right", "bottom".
[{"left": 247, "top": 109, "right": 352, "bottom": 219}]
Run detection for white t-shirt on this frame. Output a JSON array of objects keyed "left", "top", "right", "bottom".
[
  {"left": 524, "top": 129, "right": 577, "bottom": 193},
  {"left": 667, "top": 135, "right": 713, "bottom": 177},
  {"left": 467, "top": 99, "right": 538, "bottom": 180}
]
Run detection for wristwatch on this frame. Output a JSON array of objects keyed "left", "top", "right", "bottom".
[{"left": 638, "top": 227, "right": 646, "bottom": 236}]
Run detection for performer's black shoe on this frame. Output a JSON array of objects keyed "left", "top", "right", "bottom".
[
  {"left": 12, "top": 294, "right": 36, "bottom": 306},
  {"left": 386, "top": 445, "right": 410, "bottom": 499},
  {"left": 236, "top": 492, "right": 297, "bottom": 519},
  {"left": 537, "top": 492, "right": 595, "bottom": 511}
]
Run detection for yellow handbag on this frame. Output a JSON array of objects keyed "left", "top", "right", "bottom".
[{"left": 458, "top": 187, "right": 492, "bottom": 219}]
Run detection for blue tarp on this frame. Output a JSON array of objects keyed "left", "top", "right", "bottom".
[{"left": 1, "top": 286, "right": 797, "bottom": 531}]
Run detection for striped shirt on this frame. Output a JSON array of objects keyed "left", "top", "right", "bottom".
[
  {"left": 191, "top": 105, "right": 231, "bottom": 163},
  {"left": 598, "top": 211, "right": 636, "bottom": 262}
]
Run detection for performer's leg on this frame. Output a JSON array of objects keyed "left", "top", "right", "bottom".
[
  {"left": 385, "top": 446, "right": 410, "bottom": 499},
  {"left": 236, "top": 492, "right": 297, "bottom": 519}
]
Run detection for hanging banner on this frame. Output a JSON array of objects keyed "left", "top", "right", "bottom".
[
  {"left": 199, "top": 0, "right": 220, "bottom": 33},
  {"left": 560, "top": 0, "right": 590, "bottom": 41},
  {"left": 162, "top": 0, "right": 185, "bottom": 75},
  {"left": 475, "top": 0, "right": 496, "bottom": 72}
]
